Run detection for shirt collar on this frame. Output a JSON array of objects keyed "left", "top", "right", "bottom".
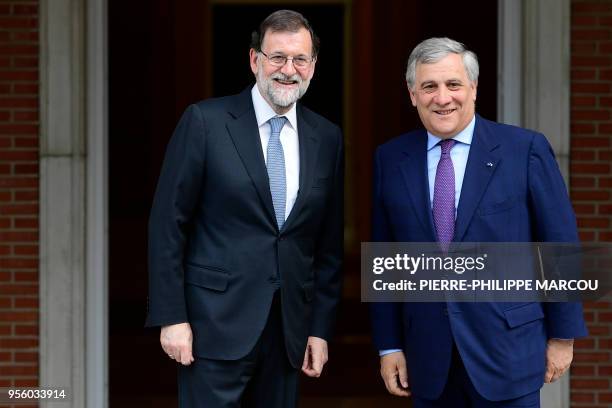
[
  {"left": 251, "top": 84, "right": 298, "bottom": 131},
  {"left": 427, "top": 115, "right": 476, "bottom": 151}
]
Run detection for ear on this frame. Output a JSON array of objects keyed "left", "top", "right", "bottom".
[
  {"left": 471, "top": 80, "right": 478, "bottom": 102},
  {"left": 249, "top": 48, "right": 259, "bottom": 76},
  {"left": 408, "top": 86, "right": 417, "bottom": 107},
  {"left": 307, "top": 57, "right": 317, "bottom": 80}
]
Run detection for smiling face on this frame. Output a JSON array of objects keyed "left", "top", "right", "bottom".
[
  {"left": 250, "top": 28, "right": 316, "bottom": 114},
  {"left": 408, "top": 53, "right": 477, "bottom": 139}
]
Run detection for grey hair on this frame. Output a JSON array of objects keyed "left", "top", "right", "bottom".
[{"left": 405, "top": 37, "right": 479, "bottom": 90}]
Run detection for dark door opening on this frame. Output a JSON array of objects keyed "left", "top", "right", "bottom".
[{"left": 108, "top": 1, "right": 497, "bottom": 406}]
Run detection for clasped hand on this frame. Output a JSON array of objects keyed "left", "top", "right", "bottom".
[
  {"left": 378, "top": 339, "right": 573, "bottom": 398},
  {"left": 160, "top": 322, "right": 194, "bottom": 366},
  {"left": 545, "top": 338, "right": 574, "bottom": 383},
  {"left": 160, "top": 324, "right": 329, "bottom": 376}
]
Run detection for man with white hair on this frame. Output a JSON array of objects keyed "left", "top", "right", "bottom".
[
  {"left": 370, "top": 37, "right": 587, "bottom": 407},
  {"left": 146, "top": 10, "right": 343, "bottom": 407}
]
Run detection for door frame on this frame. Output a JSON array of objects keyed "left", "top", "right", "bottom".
[
  {"left": 39, "top": 1, "right": 571, "bottom": 406},
  {"left": 39, "top": 0, "right": 108, "bottom": 406},
  {"left": 498, "top": 0, "right": 571, "bottom": 406}
]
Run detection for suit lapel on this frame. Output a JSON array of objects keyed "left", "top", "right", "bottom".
[
  {"left": 283, "top": 104, "right": 319, "bottom": 232},
  {"left": 454, "top": 116, "right": 502, "bottom": 241},
  {"left": 398, "top": 131, "right": 437, "bottom": 241},
  {"left": 225, "top": 88, "right": 277, "bottom": 226}
]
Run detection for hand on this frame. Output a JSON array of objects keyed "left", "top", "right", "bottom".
[
  {"left": 160, "top": 322, "right": 194, "bottom": 366},
  {"left": 301, "top": 336, "right": 328, "bottom": 377},
  {"left": 545, "top": 338, "right": 574, "bottom": 383},
  {"left": 380, "top": 351, "right": 410, "bottom": 397}
]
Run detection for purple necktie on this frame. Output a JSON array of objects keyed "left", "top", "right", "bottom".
[{"left": 433, "top": 139, "right": 456, "bottom": 244}]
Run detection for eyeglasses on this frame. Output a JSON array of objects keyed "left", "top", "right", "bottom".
[{"left": 259, "top": 51, "right": 314, "bottom": 69}]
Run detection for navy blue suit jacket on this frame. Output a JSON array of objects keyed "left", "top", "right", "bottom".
[
  {"left": 370, "top": 115, "right": 587, "bottom": 401},
  {"left": 146, "top": 87, "right": 343, "bottom": 368}
]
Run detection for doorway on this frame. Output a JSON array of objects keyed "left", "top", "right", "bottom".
[{"left": 107, "top": 1, "right": 497, "bottom": 406}]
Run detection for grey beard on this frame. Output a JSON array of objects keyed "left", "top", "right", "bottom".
[{"left": 258, "top": 71, "right": 310, "bottom": 109}]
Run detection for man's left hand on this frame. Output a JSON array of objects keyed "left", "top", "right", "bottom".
[
  {"left": 302, "top": 336, "right": 328, "bottom": 378},
  {"left": 545, "top": 338, "right": 574, "bottom": 383}
]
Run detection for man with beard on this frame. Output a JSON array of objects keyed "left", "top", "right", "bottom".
[{"left": 146, "top": 9, "right": 343, "bottom": 408}]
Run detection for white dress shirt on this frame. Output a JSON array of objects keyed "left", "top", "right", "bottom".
[
  {"left": 427, "top": 115, "right": 475, "bottom": 212},
  {"left": 251, "top": 85, "right": 300, "bottom": 220}
]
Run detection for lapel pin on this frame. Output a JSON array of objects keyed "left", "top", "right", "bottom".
[{"left": 486, "top": 162, "right": 494, "bottom": 167}]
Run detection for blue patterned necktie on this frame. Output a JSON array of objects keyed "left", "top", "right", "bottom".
[
  {"left": 433, "top": 139, "right": 456, "bottom": 245},
  {"left": 267, "top": 116, "right": 288, "bottom": 229}
]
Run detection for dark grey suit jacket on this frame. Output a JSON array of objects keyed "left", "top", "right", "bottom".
[{"left": 146, "top": 87, "right": 343, "bottom": 368}]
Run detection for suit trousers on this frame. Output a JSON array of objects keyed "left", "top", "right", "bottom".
[
  {"left": 412, "top": 345, "right": 540, "bottom": 408},
  {"left": 178, "top": 292, "right": 298, "bottom": 407}
]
